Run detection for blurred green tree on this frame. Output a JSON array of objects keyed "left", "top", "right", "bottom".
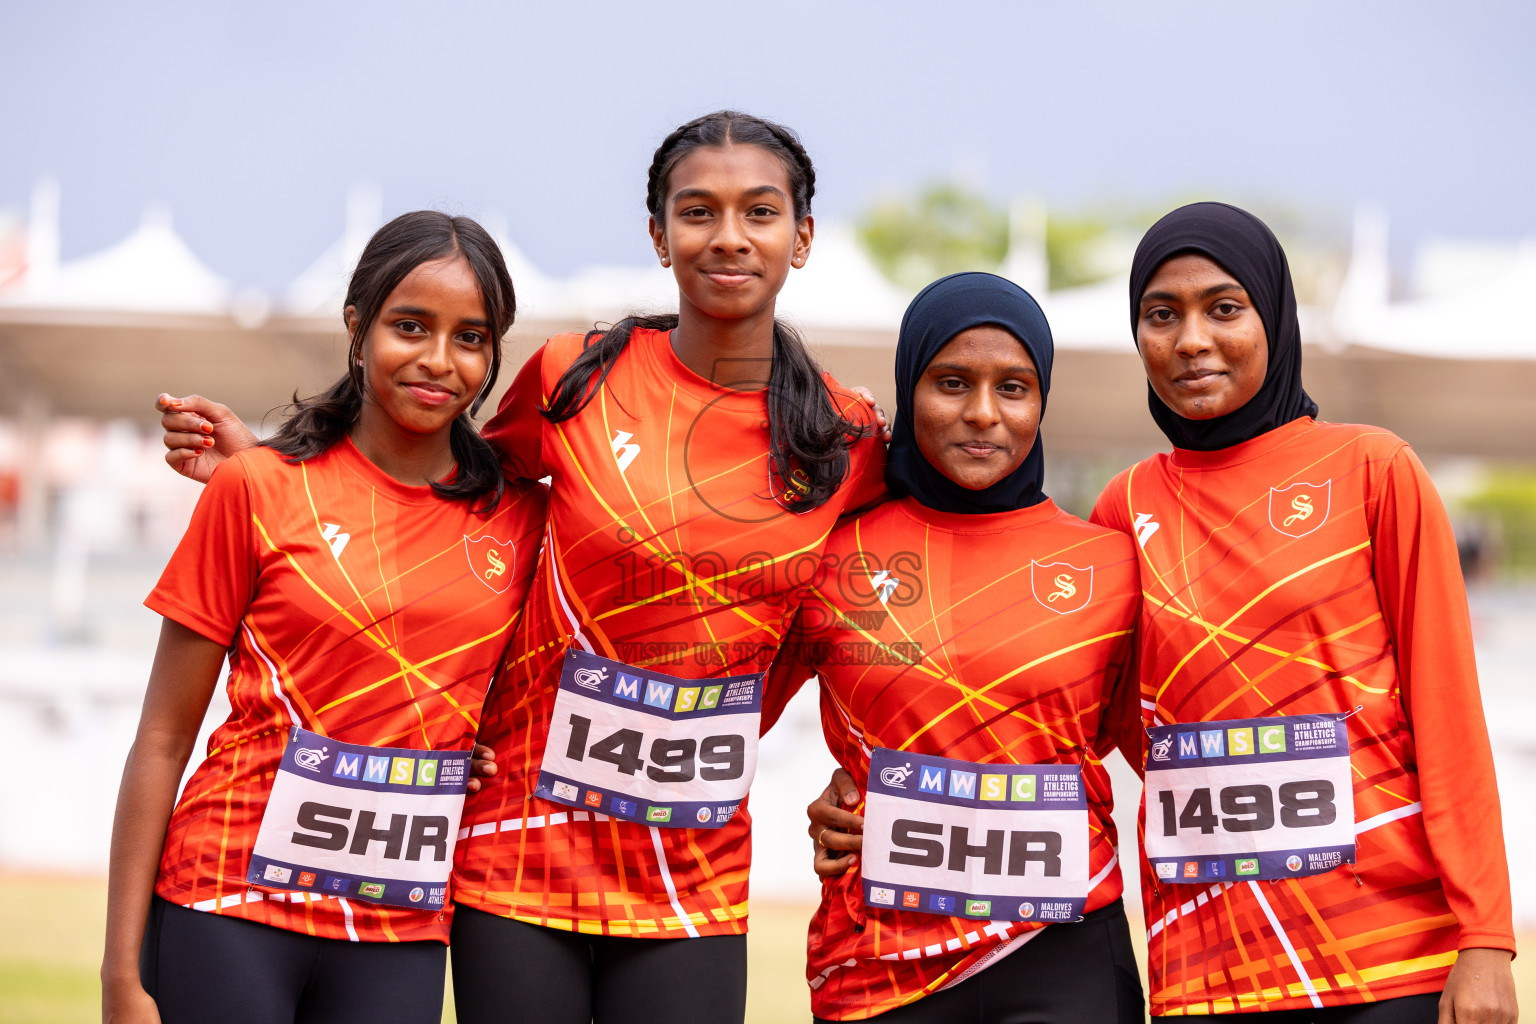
[
  {"left": 1463, "top": 469, "right": 1536, "bottom": 577},
  {"left": 857, "top": 184, "right": 1009, "bottom": 292}
]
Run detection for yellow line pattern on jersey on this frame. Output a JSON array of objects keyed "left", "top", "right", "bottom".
[
  {"left": 550, "top": 406, "right": 828, "bottom": 649},
  {"left": 1153, "top": 540, "right": 1373, "bottom": 700},
  {"left": 249, "top": 513, "right": 496, "bottom": 729}
]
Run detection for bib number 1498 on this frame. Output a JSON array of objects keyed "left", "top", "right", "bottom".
[
  {"left": 1158, "top": 780, "right": 1337, "bottom": 837},
  {"left": 1143, "top": 714, "right": 1355, "bottom": 883}
]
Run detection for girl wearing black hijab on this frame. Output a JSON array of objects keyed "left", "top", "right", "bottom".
[
  {"left": 1092, "top": 203, "right": 1517, "bottom": 1022},
  {"left": 772, "top": 273, "right": 1145, "bottom": 1023}
]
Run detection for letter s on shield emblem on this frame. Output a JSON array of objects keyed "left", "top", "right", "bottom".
[
  {"left": 1030, "top": 561, "right": 1092, "bottom": 615},
  {"left": 464, "top": 536, "right": 515, "bottom": 594},
  {"left": 1268, "top": 480, "right": 1331, "bottom": 538}
]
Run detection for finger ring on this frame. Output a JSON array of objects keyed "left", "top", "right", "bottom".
[{"left": 818, "top": 828, "right": 830, "bottom": 847}]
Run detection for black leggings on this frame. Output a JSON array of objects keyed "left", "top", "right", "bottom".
[
  {"left": 1152, "top": 993, "right": 1441, "bottom": 1022},
  {"left": 450, "top": 904, "right": 748, "bottom": 1024},
  {"left": 816, "top": 899, "right": 1144, "bottom": 1024},
  {"left": 140, "top": 895, "right": 446, "bottom": 1024}
]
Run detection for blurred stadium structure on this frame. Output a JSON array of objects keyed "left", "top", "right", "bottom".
[{"left": 0, "top": 179, "right": 1532, "bottom": 926}]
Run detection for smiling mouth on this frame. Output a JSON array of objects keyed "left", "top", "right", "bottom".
[
  {"left": 403, "top": 382, "right": 456, "bottom": 406},
  {"left": 702, "top": 269, "right": 755, "bottom": 286},
  {"left": 1173, "top": 369, "right": 1225, "bottom": 390}
]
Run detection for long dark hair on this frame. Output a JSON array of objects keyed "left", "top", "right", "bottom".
[
  {"left": 263, "top": 210, "right": 515, "bottom": 513},
  {"left": 543, "top": 110, "right": 866, "bottom": 513}
]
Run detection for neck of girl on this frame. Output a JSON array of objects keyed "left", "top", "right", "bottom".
[
  {"left": 671, "top": 298, "right": 777, "bottom": 391},
  {"left": 350, "top": 404, "right": 458, "bottom": 487}
]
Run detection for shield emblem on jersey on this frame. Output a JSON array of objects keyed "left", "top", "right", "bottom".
[
  {"left": 464, "top": 536, "right": 516, "bottom": 594},
  {"left": 1030, "top": 561, "right": 1092, "bottom": 615},
  {"left": 1268, "top": 481, "right": 1331, "bottom": 538}
]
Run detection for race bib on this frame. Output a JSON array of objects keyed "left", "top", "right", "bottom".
[
  {"left": 535, "top": 650, "right": 762, "bottom": 828},
  {"left": 1144, "top": 714, "right": 1355, "bottom": 884},
  {"left": 247, "top": 727, "right": 470, "bottom": 910},
  {"left": 860, "top": 749, "right": 1091, "bottom": 923}
]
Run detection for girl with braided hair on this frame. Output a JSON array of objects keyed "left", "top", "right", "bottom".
[{"left": 442, "top": 109, "right": 885, "bottom": 1023}]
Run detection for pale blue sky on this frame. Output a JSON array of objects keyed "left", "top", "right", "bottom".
[{"left": 3, "top": 0, "right": 1532, "bottom": 288}]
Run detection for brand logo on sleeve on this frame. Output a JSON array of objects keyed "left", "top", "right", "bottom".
[
  {"left": 1132, "top": 512, "right": 1160, "bottom": 548},
  {"left": 1030, "top": 562, "right": 1093, "bottom": 615},
  {"left": 320, "top": 523, "right": 351, "bottom": 561},
  {"left": 464, "top": 536, "right": 516, "bottom": 594},
  {"left": 870, "top": 570, "right": 900, "bottom": 606},
  {"left": 1268, "top": 481, "right": 1332, "bottom": 538},
  {"left": 611, "top": 430, "right": 641, "bottom": 474}
]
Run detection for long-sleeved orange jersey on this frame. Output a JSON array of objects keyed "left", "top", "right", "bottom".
[
  {"left": 452, "top": 329, "right": 885, "bottom": 938},
  {"left": 770, "top": 495, "right": 1140, "bottom": 1020},
  {"left": 146, "top": 441, "right": 547, "bottom": 943},
  {"left": 1091, "top": 416, "right": 1515, "bottom": 1015}
]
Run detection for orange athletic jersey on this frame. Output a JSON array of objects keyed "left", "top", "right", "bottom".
[
  {"left": 1091, "top": 417, "right": 1515, "bottom": 1016},
  {"left": 146, "top": 440, "right": 547, "bottom": 944},
  {"left": 768, "top": 497, "right": 1141, "bottom": 1020},
  {"left": 453, "top": 328, "right": 886, "bottom": 938}
]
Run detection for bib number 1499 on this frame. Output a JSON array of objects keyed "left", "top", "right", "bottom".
[{"left": 563, "top": 714, "right": 745, "bottom": 784}]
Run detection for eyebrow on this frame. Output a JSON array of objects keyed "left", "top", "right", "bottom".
[
  {"left": 927, "top": 362, "right": 1038, "bottom": 378},
  {"left": 670, "top": 184, "right": 790, "bottom": 205},
  {"left": 1140, "top": 282, "right": 1244, "bottom": 303},
  {"left": 388, "top": 305, "right": 491, "bottom": 328}
]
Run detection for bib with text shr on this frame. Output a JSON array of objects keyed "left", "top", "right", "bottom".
[
  {"left": 248, "top": 727, "right": 470, "bottom": 910},
  {"left": 860, "top": 749, "right": 1090, "bottom": 923}
]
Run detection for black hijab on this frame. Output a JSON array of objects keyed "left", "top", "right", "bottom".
[
  {"left": 886, "top": 272, "right": 1054, "bottom": 514},
  {"left": 1128, "top": 202, "right": 1318, "bottom": 451}
]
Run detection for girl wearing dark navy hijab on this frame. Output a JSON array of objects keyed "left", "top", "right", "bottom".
[
  {"left": 776, "top": 273, "right": 1145, "bottom": 1023},
  {"left": 1095, "top": 203, "right": 1517, "bottom": 1022}
]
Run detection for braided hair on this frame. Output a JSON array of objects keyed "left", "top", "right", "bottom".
[{"left": 544, "top": 110, "right": 864, "bottom": 513}]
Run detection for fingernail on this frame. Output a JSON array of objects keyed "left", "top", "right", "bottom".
[
  {"left": 203, "top": 437, "right": 214, "bottom": 447},
  {"left": 201, "top": 423, "right": 214, "bottom": 434}
]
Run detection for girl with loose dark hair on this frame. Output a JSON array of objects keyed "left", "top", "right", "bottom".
[
  {"left": 157, "top": 114, "right": 888, "bottom": 1023},
  {"left": 444, "top": 111, "right": 887, "bottom": 1024},
  {"left": 107, "top": 211, "right": 547, "bottom": 1024},
  {"left": 263, "top": 209, "right": 513, "bottom": 512}
]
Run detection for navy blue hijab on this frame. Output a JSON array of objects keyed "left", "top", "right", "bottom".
[
  {"left": 886, "top": 272, "right": 1054, "bottom": 514},
  {"left": 1129, "top": 202, "right": 1318, "bottom": 451}
]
